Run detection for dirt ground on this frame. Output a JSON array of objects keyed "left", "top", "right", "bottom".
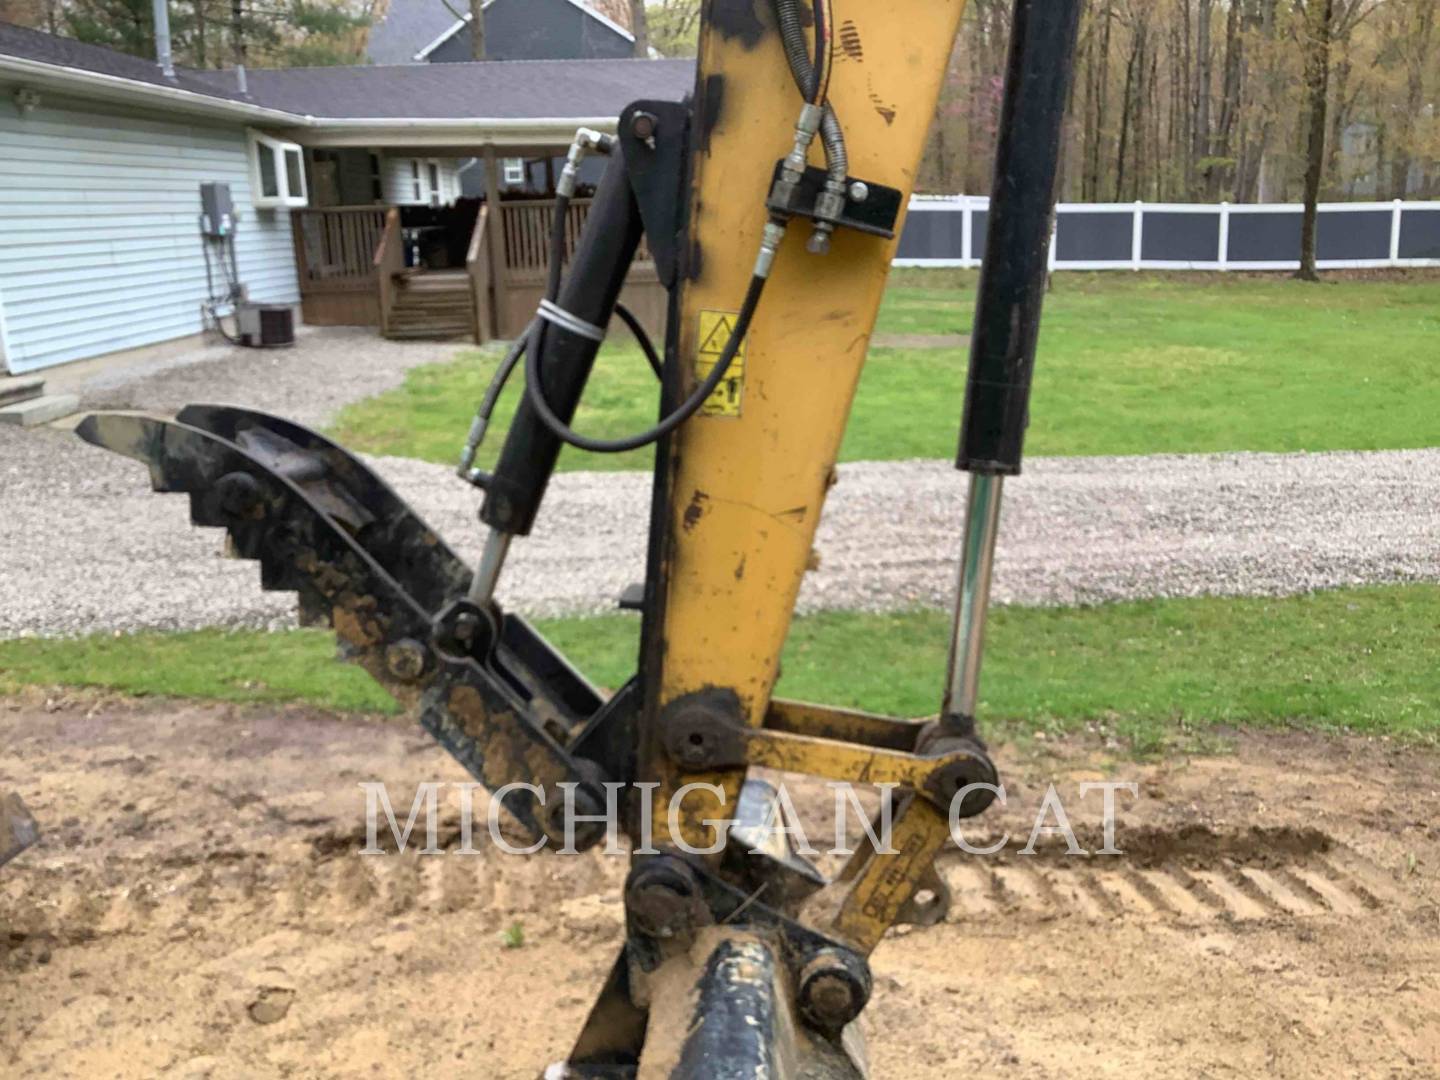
[{"left": 0, "top": 690, "right": 1436, "bottom": 1079}]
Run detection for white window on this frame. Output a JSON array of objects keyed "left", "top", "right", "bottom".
[
  {"left": 247, "top": 130, "right": 307, "bottom": 209},
  {"left": 502, "top": 158, "right": 526, "bottom": 186}
]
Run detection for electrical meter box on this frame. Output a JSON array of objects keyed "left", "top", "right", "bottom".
[{"left": 200, "top": 182, "right": 235, "bottom": 238}]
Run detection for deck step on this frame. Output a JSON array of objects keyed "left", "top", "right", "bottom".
[
  {"left": 385, "top": 269, "right": 477, "bottom": 340},
  {"left": 0, "top": 376, "right": 44, "bottom": 408},
  {"left": 0, "top": 392, "right": 80, "bottom": 427}
]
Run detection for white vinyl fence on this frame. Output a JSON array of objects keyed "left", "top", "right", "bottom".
[{"left": 895, "top": 197, "right": 1440, "bottom": 272}]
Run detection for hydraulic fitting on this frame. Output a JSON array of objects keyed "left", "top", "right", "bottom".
[
  {"left": 754, "top": 221, "right": 788, "bottom": 280},
  {"left": 772, "top": 103, "right": 826, "bottom": 209},
  {"left": 808, "top": 184, "right": 847, "bottom": 254},
  {"left": 558, "top": 127, "right": 618, "bottom": 199}
]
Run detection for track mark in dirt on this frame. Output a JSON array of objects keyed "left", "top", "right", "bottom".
[{"left": 934, "top": 827, "right": 1411, "bottom": 926}]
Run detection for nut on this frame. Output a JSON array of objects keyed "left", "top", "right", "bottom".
[{"left": 384, "top": 638, "right": 427, "bottom": 682}]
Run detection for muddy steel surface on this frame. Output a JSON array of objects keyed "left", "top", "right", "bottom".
[{"left": 1, "top": 694, "right": 1435, "bottom": 1078}]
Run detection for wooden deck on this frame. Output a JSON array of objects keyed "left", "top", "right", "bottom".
[{"left": 291, "top": 200, "right": 666, "bottom": 343}]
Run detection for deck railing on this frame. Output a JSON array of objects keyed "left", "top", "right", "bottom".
[
  {"left": 498, "top": 198, "right": 653, "bottom": 280},
  {"left": 294, "top": 206, "right": 389, "bottom": 282},
  {"left": 466, "top": 204, "right": 494, "bottom": 342},
  {"left": 292, "top": 200, "right": 662, "bottom": 339},
  {"left": 373, "top": 208, "right": 404, "bottom": 332}
]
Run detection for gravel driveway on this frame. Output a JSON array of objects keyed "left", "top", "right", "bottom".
[
  {"left": 64, "top": 326, "right": 464, "bottom": 428},
  {"left": 4, "top": 418, "right": 1438, "bottom": 637}
]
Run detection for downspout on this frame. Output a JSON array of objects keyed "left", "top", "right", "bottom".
[{"left": 153, "top": 0, "right": 175, "bottom": 79}]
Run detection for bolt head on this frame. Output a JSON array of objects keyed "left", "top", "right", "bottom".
[
  {"left": 806, "top": 230, "right": 833, "bottom": 256},
  {"left": 215, "top": 471, "right": 263, "bottom": 517},
  {"left": 848, "top": 181, "right": 870, "bottom": 203},
  {"left": 385, "top": 639, "right": 427, "bottom": 682},
  {"left": 631, "top": 111, "right": 658, "bottom": 140}
]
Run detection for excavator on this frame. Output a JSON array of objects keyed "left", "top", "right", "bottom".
[{"left": 76, "top": 0, "right": 1081, "bottom": 1074}]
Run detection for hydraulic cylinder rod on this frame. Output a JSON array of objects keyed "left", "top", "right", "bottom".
[
  {"left": 479, "top": 152, "right": 644, "bottom": 540},
  {"left": 942, "top": 0, "right": 1082, "bottom": 723}
]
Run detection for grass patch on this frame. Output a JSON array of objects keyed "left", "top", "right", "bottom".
[
  {"left": 4, "top": 585, "right": 1436, "bottom": 748},
  {"left": 0, "top": 629, "right": 398, "bottom": 715},
  {"left": 329, "top": 271, "right": 1440, "bottom": 469},
  {"left": 327, "top": 335, "right": 661, "bottom": 475}
]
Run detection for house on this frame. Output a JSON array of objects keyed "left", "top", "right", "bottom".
[
  {"left": 367, "top": 0, "right": 638, "bottom": 200},
  {"left": 0, "top": 21, "right": 693, "bottom": 375},
  {"left": 368, "top": 0, "right": 635, "bottom": 67}
]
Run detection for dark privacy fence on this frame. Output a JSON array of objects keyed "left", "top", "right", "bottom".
[{"left": 895, "top": 197, "right": 1440, "bottom": 271}]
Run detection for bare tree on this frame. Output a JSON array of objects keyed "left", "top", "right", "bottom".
[
  {"left": 1296, "top": 0, "right": 1335, "bottom": 281},
  {"left": 629, "top": 0, "right": 651, "bottom": 57},
  {"left": 1386, "top": 0, "right": 1438, "bottom": 197},
  {"left": 471, "top": 0, "right": 485, "bottom": 60}
]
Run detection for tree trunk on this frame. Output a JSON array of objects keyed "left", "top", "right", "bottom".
[
  {"left": 194, "top": 0, "right": 206, "bottom": 67},
  {"left": 1192, "top": 0, "right": 1213, "bottom": 197},
  {"left": 1296, "top": 0, "right": 1334, "bottom": 282},
  {"left": 1211, "top": 0, "right": 1243, "bottom": 199},
  {"left": 1114, "top": 16, "right": 1141, "bottom": 201},
  {"left": 629, "top": 0, "right": 650, "bottom": 57},
  {"left": 471, "top": 0, "right": 486, "bottom": 60}
]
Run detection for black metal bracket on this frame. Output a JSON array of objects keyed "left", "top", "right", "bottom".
[
  {"left": 620, "top": 100, "right": 693, "bottom": 290},
  {"left": 765, "top": 162, "right": 903, "bottom": 238}
]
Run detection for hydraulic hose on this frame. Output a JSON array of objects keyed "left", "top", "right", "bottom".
[
  {"left": 774, "top": 0, "right": 848, "bottom": 252},
  {"left": 615, "top": 302, "right": 664, "bottom": 379},
  {"left": 523, "top": 274, "right": 766, "bottom": 455}
]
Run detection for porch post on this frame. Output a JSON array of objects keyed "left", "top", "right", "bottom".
[{"left": 483, "top": 146, "right": 510, "bottom": 336}]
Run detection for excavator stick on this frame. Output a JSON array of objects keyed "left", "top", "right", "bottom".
[{"left": 75, "top": 0, "right": 1082, "bottom": 1073}]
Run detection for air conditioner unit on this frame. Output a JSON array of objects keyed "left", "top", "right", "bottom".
[{"left": 236, "top": 303, "right": 296, "bottom": 349}]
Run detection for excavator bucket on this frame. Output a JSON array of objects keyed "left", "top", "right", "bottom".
[{"left": 76, "top": 406, "right": 609, "bottom": 846}]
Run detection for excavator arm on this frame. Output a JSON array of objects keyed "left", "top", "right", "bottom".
[{"left": 77, "top": 1, "right": 1082, "bottom": 1074}]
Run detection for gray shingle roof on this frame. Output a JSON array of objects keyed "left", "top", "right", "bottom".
[
  {"left": 0, "top": 22, "right": 695, "bottom": 122},
  {"left": 238, "top": 58, "right": 694, "bottom": 119},
  {"left": 366, "top": 0, "right": 462, "bottom": 66},
  {"left": 0, "top": 21, "right": 249, "bottom": 103}
]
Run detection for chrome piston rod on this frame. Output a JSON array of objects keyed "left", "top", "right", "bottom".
[
  {"left": 467, "top": 527, "right": 512, "bottom": 606},
  {"left": 941, "top": 473, "right": 1004, "bottom": 720}
]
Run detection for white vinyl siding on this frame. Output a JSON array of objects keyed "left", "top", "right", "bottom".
[
  {"left": 380, "top": 155, "right": 461, "bottom": 206},
  {"left": 0, "top": 86, "right": 301, "bottom": 374}
]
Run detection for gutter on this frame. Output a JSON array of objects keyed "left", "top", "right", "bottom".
[
  {"left": 0, "top": 53, "right": 625, "bottom": 145},
  {"left": 0, "top": 53, "right": 298, "bottom": 125},
  {"left": 292, "top": 115, "right": 623, "bottom": 148}
]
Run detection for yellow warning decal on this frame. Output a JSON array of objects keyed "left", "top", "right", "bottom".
[{"left": 696, "top": 309, "right": 746, "bottom": 418}]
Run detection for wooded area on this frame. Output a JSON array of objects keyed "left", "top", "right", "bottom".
[
  {"left": 921, "top": 0, "right": 1439, "bottom": 202},
  {"left": 3, "top": 0, "right": 1435, "bottom": 204},
  {"left": 0, "top": 0, "right": 374, "bottom": 67}
]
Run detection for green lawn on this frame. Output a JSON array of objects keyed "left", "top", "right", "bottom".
[
  {"left": 5, "top": 585, "right": 1435, "bottom": 750},
  {"left": 328, "top": 270, "right": 1440, "bottom": 470}
]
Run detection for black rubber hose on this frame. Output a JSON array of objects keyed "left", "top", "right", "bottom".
[
  {"left": 813, "top": 0, "right": 833, "bottom": 104},
  {"left": 774, "top": 0, "right": 847, "bottom": 189},
  {"left": 776, "top": 0, "right": 818, "bottom": 100},
  {"left": 476, "top": 328, "right": 531, "bottom": 420},
  {"left": 524, "top": 275, "right": 765, "bottom": 455},
  {"left": 615, "top": 302, "right": 663, "bottom": 379}
]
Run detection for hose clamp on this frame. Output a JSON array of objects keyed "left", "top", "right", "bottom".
[{"left": 538, "top": 299, "right": 606, "bottom": 343}]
